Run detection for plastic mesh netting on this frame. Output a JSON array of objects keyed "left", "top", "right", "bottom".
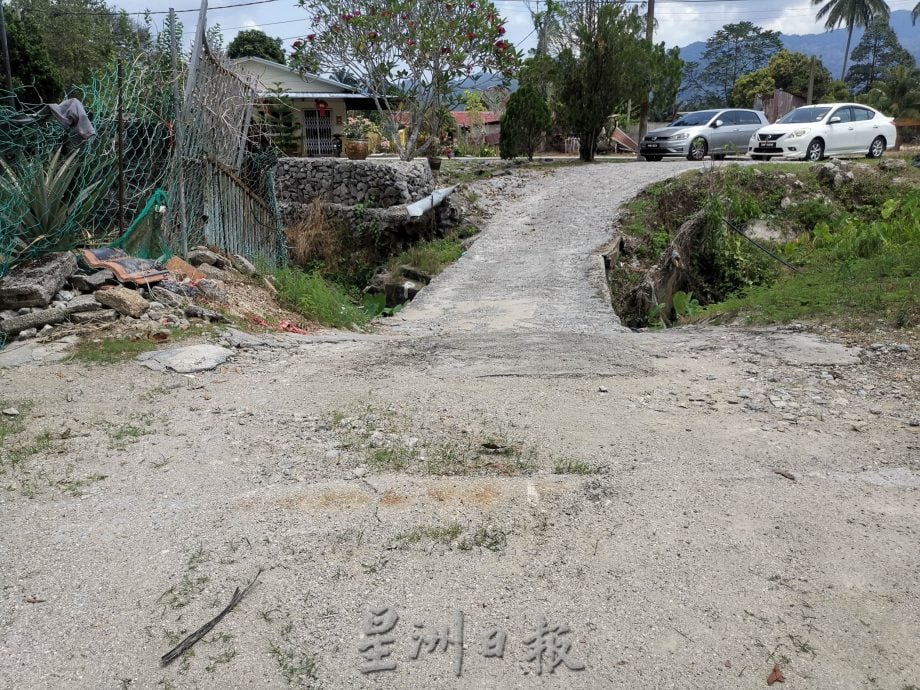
[
  {"left": 0, "top": 37, "right": 285, "bottom": 280},
  {"left": 0, "top": 55, "right": 174, "bottom": 276}
]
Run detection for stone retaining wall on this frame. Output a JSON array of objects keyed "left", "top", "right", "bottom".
[{"left": 275, "top": 158, "right": 434, "bottom": 208}]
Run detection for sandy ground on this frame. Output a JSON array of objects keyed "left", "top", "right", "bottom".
[{"left": 1, "top": 160, "right": 919, "bottom": 689}]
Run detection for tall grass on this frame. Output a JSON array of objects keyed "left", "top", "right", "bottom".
[
  {"left": 701, "top": 189, "right": 920, "bottom": 327},
  {"left": 273, "top": 267, "right": 367, "bottom": 329},
  {"left": 388, "top": 237, "right": 464, "bottom": 276}
]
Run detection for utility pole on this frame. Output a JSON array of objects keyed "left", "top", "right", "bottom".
[
  {"left": 0, "top": 1, "right": 14, "bottom": 106},
  {"left": 636, "top": 0, "right": 654, "bottom": 160}
]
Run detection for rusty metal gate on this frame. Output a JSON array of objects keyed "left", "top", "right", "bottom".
[
  {"left": 202, "top": 157, "right": 285, "bottom": 262},
  {"left": 302, "top": 109, "right": 337, "bottom": 157}
]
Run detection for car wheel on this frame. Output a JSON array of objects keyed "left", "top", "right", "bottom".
[
  {"left": 805, "top": 139, "right": 824, "bottom": 162},
  {"left": 644, "top": 155, "right": 663, "bottom": 162},
  {"left": 686, "top": 137, "right": 707, "bottom": 161},
  {"left": 867, "top": 136, "right": 885, "bottom": 159}
]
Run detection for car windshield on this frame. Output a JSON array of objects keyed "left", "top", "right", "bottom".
[
  {"left": 779, "top": 107, "right": 832, "bottom": 124},
  {"left": 670, "top": 111, "right": 719, "bottom": 127}
]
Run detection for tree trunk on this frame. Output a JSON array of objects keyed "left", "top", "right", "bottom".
[
  {"left": 841, "top": 24, "right": 854, "bottom": 81},
  {"left": 579, "top": 131, "right": 596, "bottom": 162}
]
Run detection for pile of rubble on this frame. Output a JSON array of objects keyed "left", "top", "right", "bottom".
[{"left": 0, "top": 247, "right": 258, "bottom": 344}]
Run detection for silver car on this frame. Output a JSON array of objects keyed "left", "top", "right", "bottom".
[{"left": 640, "top": 109, "right": 769, "bottom": 161}]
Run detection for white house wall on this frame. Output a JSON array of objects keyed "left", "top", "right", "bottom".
[{"left": 233, "top": 59, "right": 349, "bottom": 95}]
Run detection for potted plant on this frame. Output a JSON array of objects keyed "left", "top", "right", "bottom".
[{"left": 342, "top": 115, "right": 376, "bottom": 160}]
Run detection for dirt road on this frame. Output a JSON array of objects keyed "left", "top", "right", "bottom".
[{"left": 2, "top": 161, "right": 918, "bottom": 689}]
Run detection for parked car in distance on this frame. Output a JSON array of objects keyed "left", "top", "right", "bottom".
[
  {"left": 748, "top": 103, "right": 897, "bottom": 162},
  {"left": 640, "top": 109, "right": 769, "bottom": 161}
]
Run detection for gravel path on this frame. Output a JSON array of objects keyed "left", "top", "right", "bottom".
[
  {"left": 1, "top": 161, "right": 918, "bottom": 689},
  {"left": 380, "top": 160, "right": 701, "bottom": 379}
]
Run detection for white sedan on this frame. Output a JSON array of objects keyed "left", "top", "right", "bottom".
[{"left": 748, "top": 103, "right": 897, "bottom": 162}]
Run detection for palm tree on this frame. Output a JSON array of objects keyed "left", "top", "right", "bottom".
[
  {"left": 865, "top": 65, "right": 920, "bottom": 118},
  {"left": 812, "top": 0, "right": 891, "bottom": 80}
]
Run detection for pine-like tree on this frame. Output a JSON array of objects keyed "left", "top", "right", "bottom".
[
  {"left": 499, "top": 84, "right": 551, "bottom": 161},
  {"left": 844, "top": 16, "right": 914, "bottom": 93}
]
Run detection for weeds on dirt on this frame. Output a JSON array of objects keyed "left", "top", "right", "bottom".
[
  {"left": 71, "top": 327, "right": 216, "bottom": 365},
  {"left": 0, "top": 402, "right": 30, "bottom": 446},
  {"left": 268, "top": 621, "right": 320, "bottom": 687},
  {"left": 366, "top": 444, "right": 417, "bottom": 471},
  {"left": 204, "top": 634, "right": 238, "bottom": 674},
  {"left": 553, "top": 457, "right": 605, "bottom": 475},
  {"left": 158, "top": 546, "right": 211, "bottom": 610},
  {"left": 269, "top": 641, "right": 319, "bottom": 686},
  {"left": 72, "top": 337, "right": 158, "bottom": 363},
  {"left": 458, "top": 524, "right": 508, "bottom": 553},
  {"left": 109, "top": 423, "right": 151, "bottom": 449},
  {"left": 426, "top": 436, "right": 538, "bottom": 476},
  {"left": 336, "top": 408, "right": 543, "bottom": 477},
  {"left": 4, "top": 430, "right": 62, "bottom": 468},
  {"left": 56, "top": 472, "right": 107, "bottom": 496},
  {"left": 395, "top": 522, "right": 464, "bottom": 548}
]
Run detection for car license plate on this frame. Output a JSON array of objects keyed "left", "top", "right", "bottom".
[
  {"left": 646, "top": 143, "right": 659, "bottom": 148},
  {"left": 762, "top": 142, "right": 775, "bottom": 148}
]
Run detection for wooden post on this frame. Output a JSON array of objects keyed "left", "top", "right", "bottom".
[{"left": 184, "top": 0, "right": 209, "bottom": 106}]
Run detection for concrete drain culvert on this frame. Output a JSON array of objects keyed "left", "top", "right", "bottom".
[{"left": 601, "top": 210, "right": 788, "bottom": 329}]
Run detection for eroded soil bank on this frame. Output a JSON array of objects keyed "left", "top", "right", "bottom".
[{"left": 1, "top": 160, "right": 918, "bottom": 689}]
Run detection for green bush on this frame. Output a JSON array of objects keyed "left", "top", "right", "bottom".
[
  {"left": 783, "top": 197, "right": 839, "bottom": 231},
  {"left": 273, "top": 267, "right": 367, "bottom": 328}
]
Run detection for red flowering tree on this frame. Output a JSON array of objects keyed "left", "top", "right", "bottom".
[{"left": 292, "top": 0, "right": 521, "bottom": 160}]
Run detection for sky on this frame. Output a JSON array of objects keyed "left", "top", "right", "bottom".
[{"left": 120, "top": 0, "right": 920, "bottom": 56}]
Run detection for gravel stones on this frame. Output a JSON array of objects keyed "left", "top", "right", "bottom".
[
  {"left": 196, "top": 279, "right": 227, "bottom": 303},
  {"left": 0, "top": 308, "right": 68, "bottom": 336},
  {"left": 231, "top": 254, "right": 257, "bottom": 276},
  {"left": 71, "top": 309, "right": 119, "bottom": 325},
  {"left": 879, "top": 158, "right": 907, "bottom": 172},
  {"left": 94, "top": 286, "right": 150, "bottom": 318},
  {"left": 0, "top": 252, "right": 78, "bottom": 309},
  {"left": 187, "top": 248, "right": 226, "bottom": 268},
  {"left": 69, "top": 270, "right": 114, "bottom": 293},
  {"left": 64, "top": 294, "right": 102, "bottom": 314}
]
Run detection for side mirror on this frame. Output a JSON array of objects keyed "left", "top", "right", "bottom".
[
  {"left": 829, "top": 116, "right": 841, "bottom": 124},
  {"left": 712, "top": 120, "right": 723, "bottom": 128}
]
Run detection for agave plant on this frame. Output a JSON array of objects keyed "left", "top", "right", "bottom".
[{"left": 0, "top": 148, "right": 103, "bottom": 259}]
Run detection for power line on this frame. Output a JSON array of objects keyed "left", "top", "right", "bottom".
[{"left": 26, "top": 0, "right": 286, "bottom": 17}]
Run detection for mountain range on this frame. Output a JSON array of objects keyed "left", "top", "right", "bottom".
[{"left": 678, "top": 9, "right": 920, "bottom": 83}]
